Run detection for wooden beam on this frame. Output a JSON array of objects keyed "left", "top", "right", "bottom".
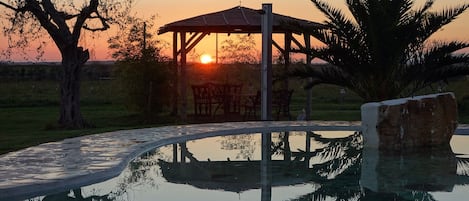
[
  {"left": 272, "top": 39, "right": 284, "bottom": 54},
  {"left": 176, "top": 32, "right": 208, "bottom": 55},
  {"left": 291, "top": 35, "right": 306, "bottom": 51},
  {"left": 186, "top": 32, "right": 208, "bottom": 53},
  {"left": 186, "top": 32, "right": 200, "bottom": 48}
]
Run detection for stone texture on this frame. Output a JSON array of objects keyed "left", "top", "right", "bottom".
[{"left": 362, "top": 93, "right": 458, "bottom": 151}]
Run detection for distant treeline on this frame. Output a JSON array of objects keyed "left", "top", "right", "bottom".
[{"left": 0, "top": 63, "right": 113, "bottom": 81}]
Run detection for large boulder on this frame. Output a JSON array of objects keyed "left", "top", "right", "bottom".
[{"left": 361, "top": 93, "right": 457, "bottom": 150}]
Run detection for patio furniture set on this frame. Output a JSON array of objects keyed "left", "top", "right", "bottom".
[{"left": 191, "top": 82, "right": 293, "bottom": 120}]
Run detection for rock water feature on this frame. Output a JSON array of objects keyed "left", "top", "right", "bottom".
[
  {"left": 360, "top": 93, "right": 459, "bottom": 194},
  {"left": 361, "top": 92, "right": 457, "bottom": 150}
]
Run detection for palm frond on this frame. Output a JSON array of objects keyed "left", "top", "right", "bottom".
[
  {"left": 457, "top": 158, "right": 469, "bottom": 176},
  {"left": 412, "top": 42, "right": 469, "bottom": 84},
  {"left": 311, "top": 0, "right": 364, "bottom": 47},
  {"left": 312, "top": 0, "right": 352, "bottom": 29},
  {"left": 417, "top": 4, "right": 469, "bottom": 43},
  {"left": 293, "top": 0, "right": 469, "bottom": 101}
]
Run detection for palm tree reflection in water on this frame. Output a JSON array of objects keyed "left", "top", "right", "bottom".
[{"left": 38, "top": 132, "right": 469, "bottom": 201}]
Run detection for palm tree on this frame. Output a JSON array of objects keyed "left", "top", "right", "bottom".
[{"left": 291, "top": 0, "right": 469, "bottom": 102}]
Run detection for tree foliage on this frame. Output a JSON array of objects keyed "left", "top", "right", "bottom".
[
  {"left": 0, "top": 0, "right": 131, "bottom": 59},
  {"left": 108, "top": 16, "right": 171, "bottom": 118},
  {"left": 291, "top": 0, "right": 469, "bottom": 102},
  {"left": 0, "top": 0, "right": 132, "bottom": 128},
  {"left": 220, "top": 35, "right": 259, "bottom": 64}
]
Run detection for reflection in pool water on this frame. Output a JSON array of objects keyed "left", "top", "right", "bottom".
[{"left": 29, "top": 131, "right": 469, "bottom": 201}]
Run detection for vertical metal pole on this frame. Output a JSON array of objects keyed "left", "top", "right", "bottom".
[
  {"left": 304, "top": 34, "right": 313, "bottom": 120},
  {"left": 261, "top": 3, "right": 273, "bottom": 121}
]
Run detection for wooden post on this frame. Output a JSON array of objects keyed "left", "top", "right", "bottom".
[
  {"left": 172, "top": 144, "right": 178, "bottom": 162},
  {"left": 180, "top": 32, "right": 187, "bottom": 120},
  {"left": 284, "top": 32, "right": 292, "bottom": 91},
  {"left": 180, "top": 142, "right": 187, "bottom": 163},
  {"left": 171, "top": 32, "right": 179, "bottom": 116}
]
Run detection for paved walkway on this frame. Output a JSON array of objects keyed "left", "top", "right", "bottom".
[
  {"left": 0, "top": 121, "right": 361, "bottom": 200},
  {"left": 1, "top": 121, "right": 468, "bottom": 200}
]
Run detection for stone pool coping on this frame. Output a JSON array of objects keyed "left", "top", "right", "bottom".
[{"left": 0, "top": 121, "right": 468, "bottom": 200}]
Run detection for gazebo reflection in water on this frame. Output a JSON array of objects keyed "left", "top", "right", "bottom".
[
  {"left": 34, "top": 131, "right": 469, "bottom": 201},
  {"left": 157, "top": 131, "right": 469, "bottom": 201}
]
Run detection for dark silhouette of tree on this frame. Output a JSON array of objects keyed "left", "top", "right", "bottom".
[
  {"left": 291, "top": 0, "right": 469, "bottom": 102},
  {"left": 108, "top": 16, "right": 172, "bottom": 119},
  {"left": 219, "top": 134, "right": 257, "bottom": 160},
  {"left": 0, "top": 0, "right": 132, "bottom": 128}
]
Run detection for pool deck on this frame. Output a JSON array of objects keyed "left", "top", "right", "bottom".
[{"left": 0, "top": 121, "right": 468, "bottom": 200}]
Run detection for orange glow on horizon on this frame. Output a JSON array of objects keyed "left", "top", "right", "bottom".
[
  {"left": 1, "top": 0, "right": 468, "bottom": 62},
  {"left": 200, "top": 54, "right": 213, "bottom": 64}
]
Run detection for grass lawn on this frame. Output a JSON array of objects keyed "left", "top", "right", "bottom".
[
  {"left": 1, "top": 68, "right": 469, "bottom": 155},
  {"left": 0, "top": 105, "right": 131, "bottom": 154}
]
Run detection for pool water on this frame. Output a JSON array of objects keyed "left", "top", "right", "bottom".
[{"left": 27, "top": 131, "right": 469, "bottom": 201}]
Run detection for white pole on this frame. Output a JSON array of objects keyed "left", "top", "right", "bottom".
[{"left": 261, "top": 3, "right": 273, "bottom": 121}]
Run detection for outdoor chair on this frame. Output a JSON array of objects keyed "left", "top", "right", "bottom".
[
  {"left": 192, "top": 83, "right": 213, "bottom": 116},
  {"left": 209, "top": 83, "right": 225, "bottom": 115},
  {"left": 210, "top": 83, "right": 243, "bottom": 116},
  {"left": 223, "top": 84, "right": 243, "bottom": 115}
]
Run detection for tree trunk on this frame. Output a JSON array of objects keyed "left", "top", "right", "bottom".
[{"left": 58, "top": 47, "right": 90, "bottom": 129}]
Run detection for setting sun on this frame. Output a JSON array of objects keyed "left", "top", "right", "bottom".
[{"left": 200, "top": 54, "right": 213, "bottom": 64}]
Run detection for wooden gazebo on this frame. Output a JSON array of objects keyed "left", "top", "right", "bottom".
[{"left": 158, "top": 6, "right": 324, "bottom": 119}]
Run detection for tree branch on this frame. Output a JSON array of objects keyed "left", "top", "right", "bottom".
[
  {"left": 41, "top": 0, "right": 70, "bottom": 34},
  {"left": 72, "top": 0, "right": 97, "bottom": 40},
  {"left": 72, "top": 0, "right": 110, "bottom": 36},
  {"left": 0, "top": 1, "right": 18, "bottom": 11}
]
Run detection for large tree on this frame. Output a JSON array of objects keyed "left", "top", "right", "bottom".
[
  {"left": 0, "top": 0, "right": 132, "bottom": 128},
  {"left": 292, "top": 0, "right": 469, "bottom": 102}
]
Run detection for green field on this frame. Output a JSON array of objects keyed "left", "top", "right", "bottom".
[{"left": 1, "top": 64, "right": 469, "bottom": 155}]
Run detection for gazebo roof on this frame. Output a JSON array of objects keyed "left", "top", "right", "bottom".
[{"left": 158, "top": 6, "right": 324, "bottom": 34}]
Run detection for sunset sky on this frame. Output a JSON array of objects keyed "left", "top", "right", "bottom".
[{"left": 1, "top": 0, "right": 468, "bottom": 62}]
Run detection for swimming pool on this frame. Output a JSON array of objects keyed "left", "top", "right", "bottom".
[{"left": 20, "top": 130, "right": 469, "bottom": 201}]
